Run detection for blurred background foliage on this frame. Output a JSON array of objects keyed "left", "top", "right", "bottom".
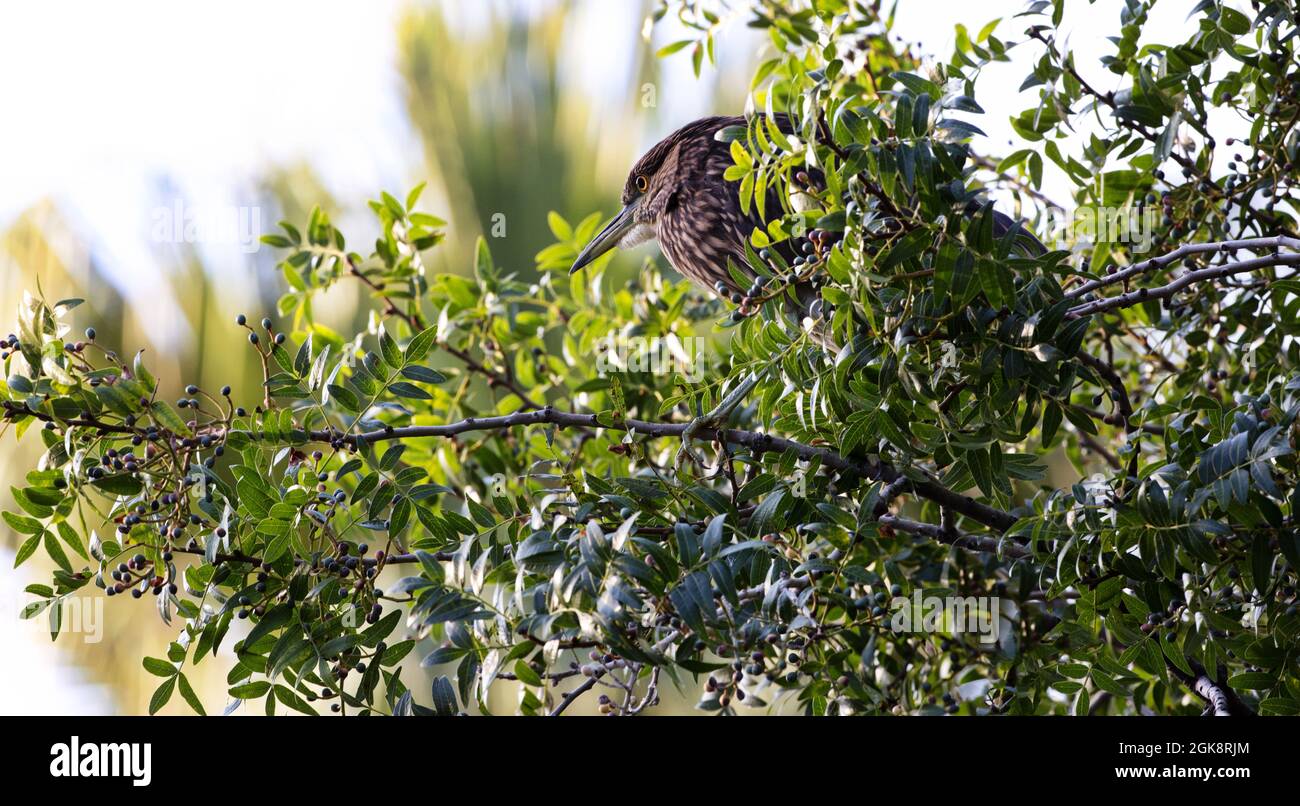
[{"left": 0, "top": 0, "right": 758, "bottom": 715}]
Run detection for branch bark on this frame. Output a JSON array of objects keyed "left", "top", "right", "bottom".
[
  {"left": 1066, "top": 236, "right": 1300, "bottom": 318},
  {"left": 297, "top": 408, "right": 1019, "bottom": 533},
  {"left": 1192, "top": 675, "right": 1232, "bottom": 717},
  {"left": 1169, "top": 658, "right": 1255, "bottom": 717}
]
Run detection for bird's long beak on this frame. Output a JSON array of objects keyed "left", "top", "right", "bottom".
[{"left": 570, "top": 199, "right": 639, "bottom": 274}]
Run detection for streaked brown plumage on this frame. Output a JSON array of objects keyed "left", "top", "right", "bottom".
[
  {"left": 571, "top": 114, "right": 1044, "bottom": 302},
  {"left": 570, "top": 115, "right": 785, "bottom": 298}
]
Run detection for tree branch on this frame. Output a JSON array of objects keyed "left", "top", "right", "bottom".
[
  {"left": 1075, "top": 352, "right": 1139, "bottom": 488},
  {"left": 548, "top": 675, "right": 599, "bottom": 716},
  {"left": 1193, "top": 676, "right": 1233, "bottom": 717},
  {"left": 1065, "top": 236, "right": 1300, "bottom": 318},
  {"left": 296, "top": 408, "right": 1019, "bottom": 533},
  {"left": 438, "top": 341, "right": 543, "bottom": 410},
  {"left": 879, "top": 514, "right": 1030, "bottom": 559},
  {"left": 1026, "top": 27, "right": 1213, "bottom": 184},
  {"left": 1169, "top": 658, "right": 1254, "bottom": 717},
  {"left": 347, "top": 256, "right": 543, "bottom": 409}
]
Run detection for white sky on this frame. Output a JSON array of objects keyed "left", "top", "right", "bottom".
[{"left": 0, "top": 0, "right": 1252, "bottom": 713}]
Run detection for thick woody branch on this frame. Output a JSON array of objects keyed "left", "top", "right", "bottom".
[
  {"left": 1193, "top": 676, "right": 1233, "bottom": 717},
  {"left": 9, "top": 389, "right": 1020, "bottom": 538},
  {"left": 1168, "top": 658, "right": 1254, "bottom": 717},
  {"left": 301, "top": 408, "right": 1019, "bottom": 533}
]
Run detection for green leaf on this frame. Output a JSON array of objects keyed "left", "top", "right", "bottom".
[
  {"left": 92, "top": 473, "right": 143, "bottom": 497},
  {"left": 352, "top": 472, "right": 380, "bottom": 504},
  {"left": 473, "top": 237, "right": 495, "bottom": 284},
  {"left": 378, "top": 323, "right": 403, "bottom": 370},
  {"left": 388, "top": 381, "right": 431, "bottom": 400},
  {"left": 274, "top": 685, "right": 317, "bottom": 716},
  {"left": 14, "top": 533, "right": 42, "bottom": 567},
  {"left": 405, "top": 182, "right": 427, "bottom": 211},
  {"left": 750, "top": 490, "right": 786, "bottom": 537},
  {"left": 405, "top": 326, "right": 439, "bottom": 363},
  {"left": 1251, "top": 534, "right": 1270, "bottom": 595},
  {"left": 656, "top": 39, "right": 693, "bottom": 58},
  {"left": 229, "top": 681, "right": 271, "bottom": 699},
  {"left": 327, "top": 384, "right": 361, "bottom": 413},
  {"left": 3, "top": 511, "right": 43, "bottom": 536},
  {"left": 150, "top": 401, "right": 192, "bottom": 436},
  {"left": 149, "top": 676, "right": 176, "bottom": 715},
  {"left": 890, "top": 71, "right": 941, "bottom": 98},
  {"left": 237, "top": 478, "right": 274, "bottom": 519},
  {"left": 263, "top": 531, "right": 291, "bottom": 563},
  {"left": 1218, "top": 6, "right": 1249, "bottom": 35},
  {"left": 400, "top": 365, "right": 446, "bottom": 385},
  {"left": 43, "top": 532, "right": 72, "bottom": 574},
  {"left": 967, "top": 447, "right": 995, "bottom": 496},
  {"left": 132, "top": 350, "right": 156, "bottom": 392},
  {"left": 514, "top": 660, "right": 543, "bottom": 687},
  {"left": 177, "top": 673, "right": 206, "bottom": 715},
  {"left": 244, "top": 603, "right": 293, "bottom": 647},
  {"left": 55, "top": 522, "right": 88, "bottom": 561},
  {"left": 256, "top": 518, "right": 290, "bottom": 538},
  {"left": 430, "top": 676, "right": 459, "bottom": 715},
  {"left": 389, "top": 497, "right": 412, "bottom": 536},
  {"left": 1258, "top": 698, "right": 1300, "bottom": 716},
  {"left": 142, "top": 657, "right": 176, "bottom": 677},
  {"left": 380, "top": 191, "right": 405, "bottom": 218},
  {"left": 1041, "top": 402, "right": 1063, "bottom": 447}
]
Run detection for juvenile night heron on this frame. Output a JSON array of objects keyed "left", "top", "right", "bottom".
[
  {"left": 570, "top": 114, "right": 1040, "bottom": 467},
  {"left": 570, "top": 115, "right": 781, "bottom": 298}
]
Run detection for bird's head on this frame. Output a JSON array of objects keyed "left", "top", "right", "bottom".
[{"left": 569, "top": 123, "right": 696, "bottom": 275}]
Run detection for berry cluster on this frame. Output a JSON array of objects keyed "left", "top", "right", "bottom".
[
  {"left": 715, "top": 227, "right": 842, "bottom": 324},
  {"left": 104, "top": 552, "right": 177, "bottom": 599}
]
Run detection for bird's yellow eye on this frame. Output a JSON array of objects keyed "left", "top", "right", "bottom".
[{"left": 635, "top": 174, "right": 649, "bottom": 193}]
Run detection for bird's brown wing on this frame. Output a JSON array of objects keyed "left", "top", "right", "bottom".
[
  {"left": 656, "top": 116, "right": 766, "bottom": 294},
  {"left": 656, "top": 114, "right": 811, "bottom": 295},
  {"left": 659, "top": 114, "right": 1043, "bottom": 300}
]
